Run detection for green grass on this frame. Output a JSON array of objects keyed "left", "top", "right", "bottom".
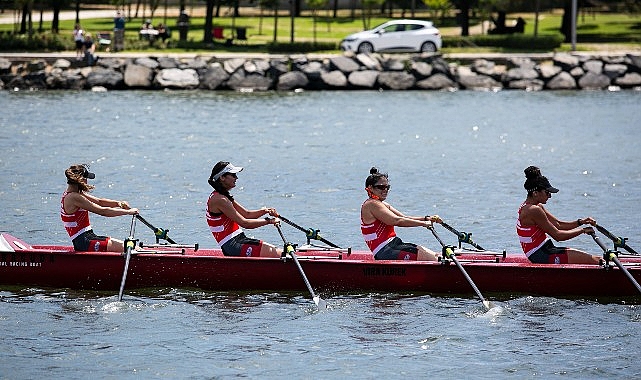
[{"left": 1, "top": 9, "right": 639, "bottom": 53}]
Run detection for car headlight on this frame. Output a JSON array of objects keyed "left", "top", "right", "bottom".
[{"left": 342, "top": 37, "right": 356, "bottom": 42}]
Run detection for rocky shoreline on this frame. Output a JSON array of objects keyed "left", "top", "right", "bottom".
[{"left": 1, "top": 52, "right": 640, "bottom": 91}]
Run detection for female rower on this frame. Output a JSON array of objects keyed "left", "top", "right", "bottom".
[
  {"left": 206, "top": 161, "right": 281, "bottom": 258},
  {"left": 61, "top": 164, "right": 139, "bottom": 252},
  {"left": 516, "top": 166, "right": 601, "bottom": 265},
  {"left": 360, "top": 167, "right": 442, "bottom": 261}
]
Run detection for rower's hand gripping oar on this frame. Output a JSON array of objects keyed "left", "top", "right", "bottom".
[
  {"left": 589, "top": 232, "right": 641, "bottom": 295},
  {"left": 594, "top": 224, "right": 638, "bottom": 255},
  {"left": 135, "top": 214, "right": 176, "bottom": 244},
  {"left": 277, "top": 215, "right": 341, "bottom": 249},
  {"left": 428, "top": 225, "right": 492, "bottom": 311},
  {"left": 118, "top": 215, "right": 139, "bottom": 302},
  {"left": 438, "top": 220, "right": 485, "bottom": 251},
  {"left": 272, "top": 219, "right": 328, "bottom": 310}
]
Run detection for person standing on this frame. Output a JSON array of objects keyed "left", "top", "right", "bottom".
[
  {"left": 83, "top": 33, "right": 97, "bottom": 66},
  {"left": 360, "top": 167, "right": 442, "bottom": 261},
  {"left": 206, "top": 161, "right": 281, "bottom": 258},
  {"left": 113, "top": 10, "right": 126, "bottom": 52},
  {"left": 72, "top": 23, "right": 84, "bottom": 60},
  {"left": 516, "top": 166, "right": 601, "bottom": 264},
  {"left": 61, "top": 164, "right": 138, "bottom": 252}
]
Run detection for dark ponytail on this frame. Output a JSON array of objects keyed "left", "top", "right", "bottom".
[{"left": 208, "top": 161, "right": 234, "bottom": 201}]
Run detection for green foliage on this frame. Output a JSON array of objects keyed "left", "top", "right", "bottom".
[
  {"left": 266, "top": 41, "right": 337, "bottom": 53},
  {"left": 0, "top": 32, "right": 67, "bottom": 51},
  {"left": 443, "top": 33, "right": 564, "bottom": 51}
]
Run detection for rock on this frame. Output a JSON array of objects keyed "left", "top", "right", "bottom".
[
  {"left": 223, "top": 58, "right": 246, "bottom": 74},
  {"left": 537, "top": 64, "right": 562, "bottom": 79},
  {"left": 157, "top": 57, "right": 178, "bottom": 69},
  {"left": 457, "top": 72, "right": 501, "bottom": 90},
  {"left": 553, "top": 53, "right": 580, "bottom": 70},
  {"left": 154, "top": 68, "right": 199, "bottom": 89},
  {"left": 124, "top": 64, "right": 153, "bottom": 88},
  {"left": 86, "top": 67, "right": 124, "bottom": 89},
  {"left": 53, "top": 59, "right": 71, "bottom": 69},
  {"left": 603, "top": 63, "right": 628, "bottom": 79},
  {"left": 546, "top": 71, "right": 576, "bottom": 90},
  {"left": 472, "top": 59, "right": 496, "bottom": 77},
  {"left": 269, "top": 59, "right": 290, "bottom": 77},
  {"left": 348, "top": 70, "right": 378, "bottom": 88},
  {"left": 507, "top": 79, "right": 544, "bottom": 91},
  {"left": 184, "top": 57, "right": 208, "bottom": 70},
  {"left": 226, "top": 71, "right": 273, "bottom": 91},
  {"left": 0, "top": 58, "right": 11, "bottom": 74},
  {"left": 299, "top": 61, "right": 324, "bottom": 80},
  {"left": 355, "top": 54, "right": 382, "bottom": 70},
  {"left": 199, "top": 64, "right": 230, "bottom": 90},
  {"left": 277, "top": 71, "right": 309, "bottom": 91},
  {"left": 411, "top": 61, "right": 433, "bottom": 79},
  {"left": 135, "top": 57, "right": 159, "bottom": 69},
  {"left": 320, "top": 70, "right": 347, "bottom": 87},
  {"left": 502, "top": 67, "right": 539, "bottom": 82},
  {"left": 96, "top": 58, "right": 125, "bottom": 70},
  {"left": 614, "top": 72, "right": 641, "bottom": 88},
  {"left": 583, "top": 59, "right": 603, "bottom": 74},
  {"left": 377, "top": 71, "right": 415, "bottom": 90},
  {"left": 578, "top": 72, "right": 611, "bottom": 90},
  {"left": 569, "top": 66, "right": 584, "bottom": 78},
  {"left": 329, "top": 56, "right": 360, "bottom": 73},
  {"left": 627, "top": 54, "right": 641, "bottom": 72},
  {"left": 415, "top": 73, "right": 457, "bottom": 90},
  {"left": 508, "top": 57, "right": 536, "bottom": 69},
  {"left": 381, "top": 57, "right": 405, "bottom": 71}
]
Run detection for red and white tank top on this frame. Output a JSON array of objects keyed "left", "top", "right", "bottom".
[
  {"left": 206, "top": 191, "right": 242, "bottom": 245},
  {"left": 516, "top": 202, "right": 549, "bottom": 256},
  {"left": 361, "top": 201, "right": 396, "bottom": 254},
  {"left": 60, "top": 191, "right": 92, "bottom": 240}
]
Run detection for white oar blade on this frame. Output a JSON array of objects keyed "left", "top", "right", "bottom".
[
  {"left": 483, "top": 301, "right": 493, "bottom": 311},
  {"left": 314, "top": 296, "right": 328, "bottom": 310}
]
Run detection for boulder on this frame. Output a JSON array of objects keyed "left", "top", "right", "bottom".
[
  {"left": 348, "top": 70, "right": 378, "bottom": 88},
  {"left": 457, "top": 72, "right": 501, "bottom": 90},
  {"left": 553, "top": 53, "right": 580, "bottom": 71},
  {"left": 507, "top": 79, "right": 544, "bottom": 91},
  {"left": 411, "top": 61, "right": 433, "bottom": 79},
  {"left": 223, "top": 58, "right": 246, "bottom": 74},
  {"left": 157, "top": 57, "right": 179, "bottom": 69},
  {"left": 330, "top": 56, "right": 360, "bottom": 73},
  {"left": 537, "top": 64, "right": 562, "bottom": 79},
  {"left": 0, "top": 58, "right": 11, "bottom": 74},
  {"left": 377, "top": 71, "right": 415, "bottom": 90},
  {"left": 226, "top": 71, "right": 273, "bottom": 91},
  {"left": 546, "top": 71, "right": 576, "bottom": 90},
  {"left": 135, "top": 57, "right": 159, "bottom": 69},
  {"left": 603, "top": 63, "right": 628, "bottom": 79},
  {"left": 86, "top": 67, "right": 124, "bottom": 89},
  {"left": 277, "top": 71, "right": 309, "bottom": 91},
  {"left": 199, "top": 64, "right": 230, "bottom": 90},
  {"left": 582, "top": 59, "right": 603, "bottom": 74},
  {"left": 154, "top": 68, "right": 199, "bottom": 89},
  {"left": 124, "top": 64, "right": 153, "bottom": 88},
  {"left": 320, "top": 70, "right": 347, "bottom": 87},
  {"left": 614, "top": 72, "right": 641, "bottom": 88},
  {"left": 355, "top": 54, "right": 382, "bottom": 70},
  {"left": 578, "top": 72, "right": 611, "bottom": 90},
  {"left": 415, "top": 73, "right": 457, "bottom": 90}
]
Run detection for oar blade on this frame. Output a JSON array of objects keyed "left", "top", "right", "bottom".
[
  {"left": 483, "top": 300, "right": 493, "bottom": 311},
  {"left": 314, "top": 296, "right": 328, "bottom": 310}
]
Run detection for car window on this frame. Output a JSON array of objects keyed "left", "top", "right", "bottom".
[
  {"left": 407, "top": 24, "right": 424, "bottom": 31},
  {"left": 382, "top": 24, "right": 401, "bottom": 33}
]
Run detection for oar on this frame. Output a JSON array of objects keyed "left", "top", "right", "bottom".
[
  {"left": 118, "top": 215, "right": 138, "bottom": 302},
  {"left": 595, "top": 223, "right": 638, "bottom": 254},
  {"left": 273, "top": 221, "right": 328, "bottom": 309},
  {"left": 277, "top": 215, "right": 341, "bottom": 248},
  {"left": 135, "top": 214, "right": 177, "bottom": 244},
  {"left": 439, "top": 220, "right": 485, "bottom": 251},
  {"left": 428, "top": 225, "right": 492, "bottom": 311},
  {"left": 590, "top": 232, "right": 641, "bottom": 295},
  {"left": 117, "top": 237, "right": 136, "bottom": 302}
]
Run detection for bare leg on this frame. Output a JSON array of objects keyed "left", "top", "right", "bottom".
[
  {"left": 107, "top": 238, "right": 125, "bottom": 253},
  {"left": 567, "top": 248, "right": 601, "bottom": 265},
  {"left": 417, "top": 245, "right": 440, "bottom": 261},
  {"left": 260, "top": 242, "right": 282, "bottom": 258}
]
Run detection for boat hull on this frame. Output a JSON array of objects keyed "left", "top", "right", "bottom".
[{"left": 2, "top": 233, "right": 641, "bottom": 302}]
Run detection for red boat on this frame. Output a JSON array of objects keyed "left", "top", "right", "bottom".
[{"left": 2, "top": 232, "right": 641, "bottom": 303}]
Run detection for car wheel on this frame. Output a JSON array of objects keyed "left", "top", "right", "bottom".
[
  {"left": 357, "top": 42, "right": 374, "bottom": 54},
  {"left": 420, "top": 41, "right": 437, "bottom": 53}
]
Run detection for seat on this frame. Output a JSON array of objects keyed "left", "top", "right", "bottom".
[
  {"left": 235, "top": 27, "right": 247, "bottom": 44},
  {"left": 96, "top": 31, "right": 112, "bottom": 51},
  {"left": 212, "top": 27, "right": 224, "bottom": 40}
]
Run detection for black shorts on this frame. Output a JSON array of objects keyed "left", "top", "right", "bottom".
[
  {"left": 72, "top": 230, "right": 110, "bottom": 252},
  {"left": 528, "top": 240, "right": 569, "bottom": 264},
  {"left": 374, "top": 237, "right": 419, "bottom": 261},
  {"left": 221, "top": 232, "right": 263, "bottom": 257},
  {"left": 75, "top": 40, "right": 84, "bottom": 49}
]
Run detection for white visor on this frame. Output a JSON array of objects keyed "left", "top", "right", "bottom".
[{"left": 212, "top": 163, "right": 243, "bottom": 181}]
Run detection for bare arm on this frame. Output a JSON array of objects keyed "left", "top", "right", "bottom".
[
  {"left": 366, "top": 201, "right": 432, "bottom": 228},
  {"left": 209, "top": 196, "right": 275, "bottom": 229},
  {"left": 69, "top": 192, "right": 138, "bottom": 217},
  {"left": 529, "top": 204, "right": 591, "bottom": 242}
]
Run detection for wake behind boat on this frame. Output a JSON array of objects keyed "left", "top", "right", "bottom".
[{"left": 2, "top": 232, "right": 641, "bottom": 303}]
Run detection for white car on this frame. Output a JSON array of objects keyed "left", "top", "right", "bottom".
[{"left": 340, "top": 19, "right": 442, "bottom": 54}]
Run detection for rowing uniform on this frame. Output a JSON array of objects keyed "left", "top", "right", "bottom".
[
  {"left": 361, "top": 200, "right": 418, "bottom": 261},
  {"left": 516, "top": 202, "right": 568, "bottom": 264},
  {"left": 60, "top": 191, "right": 109, "bottom": 252},
  {"left": 206, "top": 191, "right": 262, "bottom": 257}
]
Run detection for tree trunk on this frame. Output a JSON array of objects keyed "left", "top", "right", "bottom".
[
  {"left": 459, "top": 0, "right": 469, "bottom": 37},
  {"left": 204, "top": 0, "right": 214, "bottom": 43}
]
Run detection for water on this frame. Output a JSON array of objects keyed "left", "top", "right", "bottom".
[{"left": 1, "top": 89, "right": 641, "bottom": 378}]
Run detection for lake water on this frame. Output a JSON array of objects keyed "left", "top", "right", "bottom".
[{"left": 1, "top": 89, "right": 641, "bottom": 378}]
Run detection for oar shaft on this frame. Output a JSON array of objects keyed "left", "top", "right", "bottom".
[
  {"left": 117, "top": 238, "right": 135, "bottom": 301},
  {"left": 278, "top": 215, "right": 340, "bottom": 248},
  {"left": 595, "top": 224, "right": 638, "bottom": 254},
  {"left": 135, "top": 214, "right": 177, "bottom": 244},
  {"left": 591, "top": 234, "right": 641, "bottom": 295},
  {"left": 440, "top": 221, "right": 485, "bottom": 250}
]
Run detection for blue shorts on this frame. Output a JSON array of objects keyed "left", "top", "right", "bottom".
[
  {"left": 528, "top": 240, "right": 568, "bottom": 264},
  {"left": 221, "top": 232, "right": 263, "bottom": 257},
  {"left": 72, "top": 230, "right": 110, "bottom": 252},
  {"left": 374, "top": 237, "right": 419, "bottom": 261}
]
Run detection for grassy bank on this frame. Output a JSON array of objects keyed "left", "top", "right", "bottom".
[{"left": 1, "top": 8, "right": 639, "bottom": 54}]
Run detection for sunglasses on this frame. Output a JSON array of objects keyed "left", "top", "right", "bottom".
[
  {"left": 373, "top": 184, "right": 390, "bottom": 191},
  {"left": 225, "top": 173, "right": 238, "bottom": 179}
]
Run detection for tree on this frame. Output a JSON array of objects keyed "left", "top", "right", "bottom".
[
  {"left": 307, "top": 0, "right": 327, "bottom": 44},
  {"left": 423, "top": 0, "right": 453, "bottom": 25},
  {"left": 362, "top": 0, "right": 384, "bottom": 30},
  {"left": 203, "top": 0, "right": 215, "bottom": 43}
]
